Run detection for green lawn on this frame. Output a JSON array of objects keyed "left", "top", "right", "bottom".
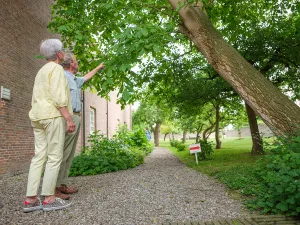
[
  {"left": 158, "top": 136, "right": 300, "bottom": 216},
  {"left": 161, "top": 137, "right": 264, "bottom": 176}
]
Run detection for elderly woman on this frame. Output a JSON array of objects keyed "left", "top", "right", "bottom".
[{"left": 23, "top": 39, "right": 75, "bottom": 212}]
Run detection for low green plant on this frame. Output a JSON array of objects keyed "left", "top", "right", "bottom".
[
  {"left": 176, "top": 142, "right": 187, "bottom": 152},
  {"left": 217, "top": 165, "right": 261, "bottom": 196},
  {"left": 248, "top": 133, "right": 300, "bottom": 216},
  {"left": 170, "top": 139, "right": 181, "bottom": 147},
  {"left": 69, "top": 127, "right": 153, "bottom": 176},
  {"left": 198, "top": 140, "right": 213, "bottom": 160}
]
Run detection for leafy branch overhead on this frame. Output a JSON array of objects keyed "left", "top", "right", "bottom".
[{"left": 49, "top": 0, "right": 300, "bottom": 134}]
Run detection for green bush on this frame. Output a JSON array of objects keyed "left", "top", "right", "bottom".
[
  {"left": 115, "top": 125, "right": 153, "bottom": 154},
  {"left": 169, "top": 139, "right": 187, "bottom": 151},
  {"left": 176, "top": 142, "right": 187, "bottom": 152},
  {"left": 170, "top": 139, "right": 181, "bottom": 147},
  {"left": 69, "top": 127, "right": 153, "bottom": 176},
  {"left": 248, "top": 133, "right": 300, "bottom": 216},
  {"left": 199, "top": 140, "right": 213, "bottom": 160}
]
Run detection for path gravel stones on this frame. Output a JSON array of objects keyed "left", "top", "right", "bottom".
[{"left": 0, "top": 147, "right": 250, "bottom": 225}]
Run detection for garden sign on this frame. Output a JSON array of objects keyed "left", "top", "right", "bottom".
[{"left": 189, "top": 144, "right": 201, "bottom": 165}]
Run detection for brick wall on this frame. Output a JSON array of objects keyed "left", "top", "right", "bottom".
[
  {"left": 0, "top": 0, "right": 57, "bottom": 175},
  {"left": 0, "top": 1, "right": 132, "bottom": 175}
]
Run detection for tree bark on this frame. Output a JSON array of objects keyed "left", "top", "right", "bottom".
[
  {"left": 164, "top": 133, "right": 169, "bottom": 141},
  {"left": 183, "top": 130, "right": 187, "bottom": 142},
  {"left": 202, "top": 126, "right": 213, "bottom": 141},
  {"left": 245, "top": 103, "right": 264, "bottom": 155},
  {"left": 215, "top": 104, "right": 221, "bottom": 149},
  {"left": 167, "top": 0, "right": 300, "bottom": 135},
  {"left": 238, "top": 129, "right": 242, "bottom": 139},
  {"left": 154, "top": 122, "right": 161, "bottom": 147}
]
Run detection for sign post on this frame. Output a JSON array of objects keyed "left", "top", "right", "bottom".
[{"left": 189, "top": 144, "right": 201, "bottom": 165}]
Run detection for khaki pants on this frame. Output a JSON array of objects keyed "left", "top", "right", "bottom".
[
  {"left": 26, "top": 117, "right": 65, "bottom": 196},
  {"left": 56, "top": 115, "right": 81, "bottom": 187}
]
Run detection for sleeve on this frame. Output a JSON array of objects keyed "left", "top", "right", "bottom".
[
  {"left": 76, "top": 77, "right": 85, "bottom": 89},
  {"left": 49, "top": 65, "right": 70, "bottom": 108}
]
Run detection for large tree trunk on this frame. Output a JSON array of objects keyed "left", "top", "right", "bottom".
[
  {"left": 154, "top": 122, "right": 161, "bottom": 147},
  {"left": 215, "top": 104, "right": 221, "bottom": 149},
  {"left": 182, "top": 130, "right": 187, "bottom": 142},
  {"left": 168, "top": 0, "right": 300, "bottom": 135},
  {"left": 245, "top": 103, "right": 264, "bottom": 155}
]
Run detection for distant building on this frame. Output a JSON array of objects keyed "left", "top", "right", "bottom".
[{"left": 0, "top": 1, "right": 131, "bottom": 176}]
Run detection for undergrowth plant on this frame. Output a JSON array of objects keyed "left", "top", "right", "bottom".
[
  {"left": 248, "top": 132, "right": 300, "bottom": 216},
  {"left": 69, "top": 126, "right": 153, "bottom": 176}
]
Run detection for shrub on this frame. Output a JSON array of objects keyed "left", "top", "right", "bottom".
[
  {"left": 176, "top": 142, "right": 187, "bottom": 152},
  {"left": 199, "top": 140, "right": 213, "bottom": 160},
  {"left": 69, "top": 127, "right": 153, "bottom": 176},
  {"left": 170, "top": 139, "right": 181, "bottom": 147},
  {"left": 115, "top": 125, "right": 152, "bottom": 154},
  {"left": 248, "top": 133, "right": 300, "bottom": 216}
]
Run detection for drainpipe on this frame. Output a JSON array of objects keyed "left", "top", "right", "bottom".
[
  {"left": 106, "top": 100, "right": 109, "bottom": 138},
  {"left": 82, "top": 90, "right": 86, "bottom": 149}
]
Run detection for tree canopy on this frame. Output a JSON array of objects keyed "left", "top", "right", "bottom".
[{"left": 49, "top": 0, "right": 300, "bottom": 134}]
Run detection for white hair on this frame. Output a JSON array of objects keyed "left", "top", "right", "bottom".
[
  {"left": 61, "top": 51, "right": 74, "bottom": 69},
  {"left": 40, "top": 39, "right": 63, "bottom": 60}
]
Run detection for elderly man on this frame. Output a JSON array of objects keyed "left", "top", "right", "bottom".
[
  {"left": 55, "top": 51, "right": 105, "bottom": 200},
  {"left": 24, "top": 39, "right": 75, "bottom": 212}
]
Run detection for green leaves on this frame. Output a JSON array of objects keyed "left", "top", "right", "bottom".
[
  {"left": 69, "top": 128, "right": 153, "bottom": 176},
  {"left": 49, "top": 0, "right": 180, "bottom": 105},
  {"left": 122, "top": 89, "right": 130, "bottom": 101}
]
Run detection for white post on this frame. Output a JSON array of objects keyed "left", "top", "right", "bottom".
[{"left": 195, "top": 152, "right": 198, "bottom": 165}]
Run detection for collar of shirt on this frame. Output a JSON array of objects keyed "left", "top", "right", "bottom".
[{"left": 65, "top": 70, "right": 77, "bottom": 80}]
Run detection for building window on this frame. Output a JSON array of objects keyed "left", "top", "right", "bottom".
[{"left": 90, "top": 107, "right": 96, "bottom": 134}]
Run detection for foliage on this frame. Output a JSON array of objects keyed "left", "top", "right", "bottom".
[
  {"left": 176, "top": 142, "right": 187, "bottom": 152},
  {"left": 69, "top": 127, "right": 153, "bottom": 176},
  {"left": 247, "top": 133, "right": 300, "bottom": 216},
  {"left": 49, "top": 0, "right": 299, "bottom": 105},
  {"left": 170, "top": 139, "right": 186, "bottom": 152},
  {"left": 132, "top": 98, "right": 171, "bottom": 132},
  {"left": 114, "top": 125, "right": 153, "bottom": 154},
  {"left": 198, "top": 140, "right": 214, "bottom": 160},
  {"left": 160, "top": 120, "right": 180, "bottom": 135},
  {"left": 217, "top": 165, "right": 261, "bottom": 196},
  {"left": 170, "top": 139, "right": 181, "bottom": 147},
  {"left": 166, "top": 137, "right": 300, "bottom": 216}
]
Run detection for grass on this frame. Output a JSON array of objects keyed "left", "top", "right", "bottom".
[
  {"left": 157, "top": 136, "right": 300, "bottom": 216},
  {"left": 162, "top": 137, "right": 264, "bottom": 176}
]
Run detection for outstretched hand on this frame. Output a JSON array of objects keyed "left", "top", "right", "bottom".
[{"left": 97, "top": 62, "right": 105, "bottom": 70}]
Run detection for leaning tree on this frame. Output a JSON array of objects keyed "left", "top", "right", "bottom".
[{"left": 49, "top": 0, "right": 300, "bottom": 135}]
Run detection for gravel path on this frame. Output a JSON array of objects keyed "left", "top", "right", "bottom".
[{"left": 0, "top": 147, "right": 250, "bottom": 225}]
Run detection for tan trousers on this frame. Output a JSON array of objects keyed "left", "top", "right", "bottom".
[
  {"left": 56, "top": 115, "right": 81, "bottom": 187},
  {"left": 26, "top": 117, "right": 65, "bottom": 196}
]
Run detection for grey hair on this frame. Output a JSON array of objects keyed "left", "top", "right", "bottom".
[
  {"left": 40, "top": 39, "right": 63, "bottom": 60},
  {"left": 61, "top": 51, "right": 74, "bottom": 69}
]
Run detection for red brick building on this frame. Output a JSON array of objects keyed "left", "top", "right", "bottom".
[{"left": 0, "top": 1, "right": 131, "bottom": 176}]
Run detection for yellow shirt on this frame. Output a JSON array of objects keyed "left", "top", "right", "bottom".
[{"left": 29, "top": 62, "right": 73, "bottom": 121}]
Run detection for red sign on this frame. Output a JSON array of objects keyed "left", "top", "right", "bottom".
[{"left": 189, "top": 144, "right": 201, "bottom": 153}]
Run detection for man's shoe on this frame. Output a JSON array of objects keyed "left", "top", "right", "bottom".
[
  {"left": 55, "top": 188, "right": 70, "bottom": 200},
  {"left": 23, "top": 198, "right": 42, "bottom": 213},
  {"left": 58, "top": 184, "right": 78, "bottom": 194},
  {"left": 43, "top": 198, "right": 71, "bottom": 212}
]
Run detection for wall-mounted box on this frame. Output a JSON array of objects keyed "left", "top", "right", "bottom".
[{"left": 1, "top": 86, "right": 11, "bottom": 100}]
